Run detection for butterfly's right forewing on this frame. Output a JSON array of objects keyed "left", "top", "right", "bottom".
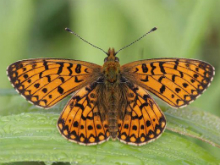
[{"left": 121, "top": 58, "right": 215, "bottom": 108}]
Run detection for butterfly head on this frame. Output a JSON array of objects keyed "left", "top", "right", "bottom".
[
  {"left": 103, "top": 48, "right": 120, "bottom": 83},
  {"left": 104, "top": 48, "right": 119, "bottom": 62}
]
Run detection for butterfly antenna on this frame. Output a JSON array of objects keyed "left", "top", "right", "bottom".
[
  {"left": 115, "top": 27, "right": 157, "bottom": 55},
  {"left": 65, "top": 27, "right": 108, "bottom": 55}
]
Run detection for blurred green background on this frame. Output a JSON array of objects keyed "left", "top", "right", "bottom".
[
  {"left": 1, "top": 0, "right": 219, "bottom": 116},
  {"left": 0, "top": 0, "right": 220, "bottom": 164}
]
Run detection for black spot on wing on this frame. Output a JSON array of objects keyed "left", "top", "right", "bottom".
[
  {"left": 75, "top": 64, "right": 81, "bottom": 73},
  {"left": 159, "top": 62, "right": 166, "bottom": 74},
  {"left": 46, "top": 75, "right": 51, "bottom": 82},
  {"left": 172, "top": 75, "right": 176, "bottom": 82},
  {"left": 43, "top": 60, "right": 49, "bottom": 70},
  {"left": 158, "top": 76, "right": 165, "bottom": 83},
  {"left": 141, "top": 75, "right": 149, "bottom": 82},
  {"left": 34, "top": 83, "right": 40, "bottom": 88},
  {"left": 141, "top": 64, "right": 148, "bottom": 73},
  {"left": 174, "top": 59, "right": 179, "bottom": 70},
  {"left": 59, "top": 77, "right": 65, "bottom": 83},
  {"left": 160, "top": 85, "right": 166, "bottom": 94},
  {"left": 57, "top": 63, "right": 64, "bottom": 74},
  {"left": 67, "top": 63, "right": 73, "bottom": 76},
  {"left": 175, "top": 88, "right": 181, "bottom": 93},
  {"left": 150, "top": 63, "right": 156, "bottom": 75},
  {"left": 75, "top": 76, "right": 83, "bottom": 83},
  {"left": 57, "top": 86, "right": 64, "bottom": 94}
]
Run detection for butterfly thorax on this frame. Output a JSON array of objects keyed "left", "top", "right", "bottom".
[{"left": 102, "top": 48, "right": 120, "bottom": 84}]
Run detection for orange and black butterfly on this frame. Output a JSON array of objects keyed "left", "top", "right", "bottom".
[{"left": 7, "top": 27, "right": 215, "bottom": 146}]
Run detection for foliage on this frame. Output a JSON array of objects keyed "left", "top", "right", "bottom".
[{"left": 0, "top": 95, "right": 219, "bottom": 164}]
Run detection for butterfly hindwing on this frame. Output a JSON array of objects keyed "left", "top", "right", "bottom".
[
  {"left": 57, "top": 82, "right": 110, "bottom": 145},
  {"left": 117, "top": 83, "right": 166, "bottom": 146},
  {"left": 121, "top": 58, "right": 215, "bottom": 108},
  {"left": 7, "top": 58, "right": 101, "bottom": 108}
]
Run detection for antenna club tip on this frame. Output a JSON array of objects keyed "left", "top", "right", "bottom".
[
  {"left": 65, "top": 27, "right": 71, "bottom": 32},
  {"left": 152, "top": 27, "right": 157, "bottom": 31}
]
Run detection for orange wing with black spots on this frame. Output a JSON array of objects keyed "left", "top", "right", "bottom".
[
  {"left": 57, "top": 82, "right": 110, "bottom": 145},
  {"left": 7, "top": 58, "right": 101, "bottom": 108},
  {"left": 117, "top": 83, "right": 166, "bottom": 146},
  {"left": 121, "top": 58, "right": 215, "bottom": 108}
]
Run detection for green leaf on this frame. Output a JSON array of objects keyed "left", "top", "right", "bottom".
[
  {"left": 0, "top": 103, "right": 220, "bottom": 164},
  {"left": 165, "top": 106, "right": 220, "bottom": 148}
]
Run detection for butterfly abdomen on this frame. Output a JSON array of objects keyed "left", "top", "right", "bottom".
[
  {"left": 108, "top": 109, "right": 118, "bottom": 139},
  {"left": 107, "top": 86, "right": 119, "bottom": 139}
]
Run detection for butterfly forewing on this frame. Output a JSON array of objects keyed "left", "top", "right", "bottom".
[
  {"left": 121, "top": 58, "right": 215, "bottom": 108},
  {"left": 57, "top": 82, "right": 110, "bottom": 145},
  {"left": 7, "top": 59, "right": 101, "bottom": 108},
  {"left": 117, "top": 83, "right": 166, "bottom": 146}
]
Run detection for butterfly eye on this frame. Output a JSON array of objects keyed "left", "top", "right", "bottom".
[
  {"left": 115, "top": 57, "right": 119, "bottom": 62},
  {"left": 104, "top": 57, "right": 108, "bottom": 62}
]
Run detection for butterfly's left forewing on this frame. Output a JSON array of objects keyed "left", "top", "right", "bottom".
[
  {"left": 117, "top": 83, "right": 166, "bottom": 146},
  {"left": 7, "top": 59, "right": 101, "bottom": 108}
]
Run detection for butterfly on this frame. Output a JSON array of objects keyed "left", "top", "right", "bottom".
[{"left": 7, "top": 27, "right": 215, "bottom": 146}]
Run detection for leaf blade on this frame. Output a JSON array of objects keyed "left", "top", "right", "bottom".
[{"left": 0, "top": 113, "right": 219, "bottom": 164}]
